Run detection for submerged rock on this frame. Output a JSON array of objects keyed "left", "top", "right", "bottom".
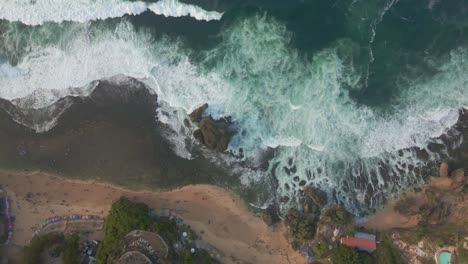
[{"left": 189, "top": 103, "right": 208, "bottom": 122}]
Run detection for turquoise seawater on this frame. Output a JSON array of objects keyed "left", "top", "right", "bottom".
[{"left": 0, "top": 0, "right": 467, "bottom": 213}]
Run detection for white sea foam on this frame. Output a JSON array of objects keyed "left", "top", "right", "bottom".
[
  {"left": 0, "top": 16, "right": 467, "bottom": 212},
  {"left": 0, "top": 0, "right": 223, "bottom": 25},
  {"left": 148, "top": 0, "right": 223, "bottom": 21}
]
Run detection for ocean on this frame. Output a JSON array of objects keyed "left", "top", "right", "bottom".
[{"left": 0, "top": 0, "right": 467, "bottom": 214}]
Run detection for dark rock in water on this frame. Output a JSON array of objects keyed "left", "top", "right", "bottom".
[
  {"left": 280, "top": 196, "right": 290, "bottom": 204},
  {"left": 303, "top": 185, "right": 328, "bottom": 207},
  {"left": 189, "top": 103, "right": 208, "bottom": 122},
  {"left": 197, "top": 116, "right": 230, "bottom": 152},
  {"left": 290, "top": 165, "right": 297, "bottom": 174},
  {"left": 193, "top": 129, "right": 204, "bottom": 144}
]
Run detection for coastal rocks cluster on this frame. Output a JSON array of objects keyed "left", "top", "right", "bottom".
[
  {"left": 280, "top": 184, "right": 356, "bottom": 260},
  {"left": 395, "top": 162, "right": 467, "bottom": 227},
  {"left": 188, "top": 103, "right": 230, "bottom": 152}
]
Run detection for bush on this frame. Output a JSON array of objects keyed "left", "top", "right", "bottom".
[
  {"left": 284, "top": 209, "right": 316, "bottom": 249},
  {"left": 96, "top": 197, "right": 152, "bottom": 264},
  {"left": 62, "top": 234, "right": 80, "bottom": 264},
  {"left": 331, "top": 244, "right": 372, "bottom": 264},
  {"left": 375, "top": 234, "right": 404, "bottom": 264},
  {"left": 22, "top": 233, "right": 64, "bottom": 264},
  {"left": 458, "top": 247, "right": 468, "bottom": 264},
  {"left": 321, "top": 206, "right": 350, "bottom": 225},
  {"left": 312, "top": 242, "right": 328, "bottom": 258}
]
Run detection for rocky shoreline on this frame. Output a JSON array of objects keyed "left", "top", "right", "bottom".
[{"left": 0, "top": 76, "right": 467, "bottom": 218}]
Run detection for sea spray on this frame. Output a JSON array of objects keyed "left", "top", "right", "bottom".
[
  {"left": 0, "top": 11, "right": 467, "bottom": 213},
  {"left": 0, "top": 0, "right": 223, "bottom": 25}
]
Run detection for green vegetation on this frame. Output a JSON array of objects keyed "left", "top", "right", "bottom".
[
  {"left": 96, "top": 196, "right": 219, "bottom": 264},
  {"left": 181, "top": 248, "right": 218, "bottom": 264},
  {"left": 399, "top": 225, "right": 460, "bottom": 246},
  {"left": 375, "top": 234, "right": 404, "bottom": 264},
  {"left": 22, "top": 233, "right": 63, "bottom": 264},
  {"left": 96, "top": 197, "right": 152, "bottom": 263},
  {"left": 459, "top": 246, "right": 468, "bottom": 264},
  {"left": 331, "top": 244, "right": 372, "bottom": 264},
  {"left": 345, "top": 223, "right": 357, "bottom": 236},
  {"left": 321, "top": 206, "right": 350, "bottom": 225},
  {"left": 150, "top": 217, "right": 178, "bottom": 259},
  {"left": 284, "top": 209, "right": 316, "bottom": 250},
  {"left": 62, "top": 233, "right": 80, "bottom": 264},
  {"left": 311, "top": 242, "right": 328, "bottom": 258}
]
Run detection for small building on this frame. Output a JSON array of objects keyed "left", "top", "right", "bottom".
[
  {"left": 340, "top": 232, "right": 377, "bottom": 253},
  {"left": 354, "top": 232, "right": 376, "bottom": 241}
]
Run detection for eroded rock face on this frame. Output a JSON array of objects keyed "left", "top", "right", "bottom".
[
  {"left": 189, "top": 103, "right": 208, "bottom": 122},
  {"left": 198, "top": 116, "right": 230, "bottom": 152},
  {"left": 440, "top": 162, "right": 448, "bottom": 178},
  {"left": 189, "top": 103, "right": 230, "bottom": 152},
  {"left": 451, "top": 168, "right": 465, "bottom": 183}
]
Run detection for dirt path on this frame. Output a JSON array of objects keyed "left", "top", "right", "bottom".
[{"left": 0, "top": 171, "right": 303, "bottom": 264}]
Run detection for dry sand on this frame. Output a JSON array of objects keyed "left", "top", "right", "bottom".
[{"left": 0, "top": 171, "right": 303, "bottom": 264}]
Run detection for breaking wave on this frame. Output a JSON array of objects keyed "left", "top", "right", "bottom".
[
  {"left": 0, "top": 0, "right": 223, "bottom": 25},
  {"left": 0, "top": 7, "right": 467, "bottom": 213}
]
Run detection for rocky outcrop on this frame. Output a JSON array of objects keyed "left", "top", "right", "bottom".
[
  {"left": 451, "top": 168, "right": 465, "bottom": 183},
  {"left": 189, "top": 103, "right": 230, "bottom": 152},
  {"left": 196, "top": 117, "right": 229, "bottom": 151},
  {"left": 439, "top": 162, "right": 449, "bottom": 178},
  {"left": 303, "top": 185, "right": 328, "bottom": 207},
  {"left": 189, "top": 103, "right": 208, "bottom": 122}
]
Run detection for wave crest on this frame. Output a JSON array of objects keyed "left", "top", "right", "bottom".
[{"left": 0, "top": 0, "right": 223, "bottom": 25}]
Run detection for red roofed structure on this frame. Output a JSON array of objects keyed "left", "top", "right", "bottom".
[{"left": 340, "top": 236, "right": 377, "bottom": 253}]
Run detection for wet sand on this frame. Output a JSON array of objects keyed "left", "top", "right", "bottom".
[{"left": 0, "top": 171, "right": 303, "bottom": 264}]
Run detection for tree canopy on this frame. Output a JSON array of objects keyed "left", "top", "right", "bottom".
[
  {"left": 96, "top": 197, "right": 151, "bottom": 264},
  {"left": 331, "top": 244, "right": 372, "bottom": 264}
]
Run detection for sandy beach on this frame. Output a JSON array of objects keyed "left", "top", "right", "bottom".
[{"left": 0, "top": 171, "right": 303, "bottom": 264}]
